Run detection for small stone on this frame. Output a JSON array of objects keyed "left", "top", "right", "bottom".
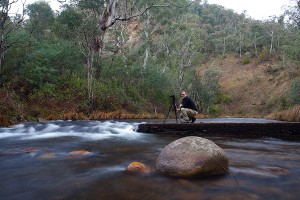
[
  {"left": 69, "top": 150, "right": 90, "bottom": 155},
  {"left": 126, "top": 161, "right": 151, "bottom": 174},
  {"left": 38, "top": 153, "right": 56, "bottom": 159}
]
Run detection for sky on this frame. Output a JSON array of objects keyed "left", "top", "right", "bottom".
[
  {"left": 206, "top": 0, "right": 292, "bottom": 20},
  {"left": 12, "top": 0, "right": 294, "bottom": 20}
]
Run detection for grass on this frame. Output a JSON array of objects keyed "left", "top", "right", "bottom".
[{"left": 267, "top": 105, "right": 300, "bottom": 122}]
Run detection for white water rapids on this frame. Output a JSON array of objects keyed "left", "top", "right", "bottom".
[{"left": 0, "top": 120, "right": 144, "bottom": 140}]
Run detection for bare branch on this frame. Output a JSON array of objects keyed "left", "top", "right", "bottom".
[{"left": 100, "top": 1, "right": 190, "bottom": 31}]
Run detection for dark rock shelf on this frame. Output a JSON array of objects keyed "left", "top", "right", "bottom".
[{"left": 137, "top": 119, "right": 300, "bottom": 141}]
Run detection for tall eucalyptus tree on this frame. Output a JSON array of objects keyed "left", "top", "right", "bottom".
[{"left": 66, "top": 0, "right": 183, "bottom": 112}]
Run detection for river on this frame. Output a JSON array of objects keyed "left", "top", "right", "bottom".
[{"left": 0, "top": 120, "right": 299, "bottom": 200}]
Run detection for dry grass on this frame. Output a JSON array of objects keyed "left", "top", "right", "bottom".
[
  {"left": 44, "top": 110, "right": 165, "bottom": 122},
  {"left": 89, "top": 110, "right": 164, "bottom": 120},
  {"left": 63, "top": 111, "right": 87, "bottom": 120},
  {"left": 267, "top": 105, "right": 300, "bottom": 122},
  {"left": 198, "top": 54, "right": 296, "bottom": 117},
  {"left": 0, "top": 115, "right": 13, "bottom": 127}
]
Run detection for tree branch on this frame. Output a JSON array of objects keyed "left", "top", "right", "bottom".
[{"left": 100, "top": 1, "right": 190, "bottom": 31}]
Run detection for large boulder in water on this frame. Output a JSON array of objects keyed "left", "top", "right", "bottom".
[{"left": 156, "top": 136, "right": 228, "bottom": 177}]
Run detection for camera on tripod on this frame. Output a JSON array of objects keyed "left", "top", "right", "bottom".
[
  {"left": 164, "top": 94, "right": 178, "bottom": 123},
  {"left": 170, "top": 94, "right": 176, "bottom": 105}
]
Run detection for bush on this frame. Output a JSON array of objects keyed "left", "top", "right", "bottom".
[
  {"left": 265, "top": 65, "right": 283, "bottom": 75},
  {"left": 257, "top": 46, "right": 271, "bottom": 63},
  {"left": 241, "top": 56, "right": 250, "bottom": 64},
  {"left": 290, "top": 78, "right": 300, "bottom": 105},
  {"left": 209, "top": 104, "right": 221, "bottom": 115},
  {"left": 215, "top": 93, "right": 232, "bottom": 104}
]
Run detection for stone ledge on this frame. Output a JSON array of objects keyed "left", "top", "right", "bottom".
[{"left": 137, "top": 122, "right": 300, "bottom": 141}]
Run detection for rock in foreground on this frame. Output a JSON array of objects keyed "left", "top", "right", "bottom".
[
  {"left": 156, "top": 136, "right": 228, "bottom": 177},
  {"left": 126, "top": 161, "right": 151, "bottom": 174}
]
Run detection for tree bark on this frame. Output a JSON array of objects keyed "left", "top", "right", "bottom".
[
  {"left": 269, "top": 29, "right": 274, "bottom": 53},
  {"left": 254, "top": 33, "right": 257, "bottom": 55}
]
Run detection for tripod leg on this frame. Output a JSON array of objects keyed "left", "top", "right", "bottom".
[
  {"left": 173, "top": 106, "right": 178, "bottom": 124},
  {"left": 164, "top": 104, "right": 173, "bottom": 123}
]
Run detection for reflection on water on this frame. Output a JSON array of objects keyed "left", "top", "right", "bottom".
[{"left": 0, "top": 120, "right": 299, "bottom": 200}]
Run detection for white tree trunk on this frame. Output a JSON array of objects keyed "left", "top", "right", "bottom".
[
  {"left": 143, "top": 48, "right": 149, "bottom": 69},
  {"left": 254, "top": 33, "right": 257, "bottom": 55},
  {"left": 87, "top": 49, "right": 95, "bottom": 109},
  {"left": 239, "top": 33, "right": 243, "bottom": 58},
  {"left": 269, "top": 29, "right": 274, "bottom": 53}
]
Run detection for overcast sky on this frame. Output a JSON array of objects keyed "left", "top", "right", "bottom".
[
  {"left": 12, "top": 0, "right": 294, "bottom": 20},
  {"left": 207, "top": 0, "right": 292, "bottom": 20}
]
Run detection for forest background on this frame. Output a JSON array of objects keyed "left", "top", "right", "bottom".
[{"left": 0, "top": 0, "right": 299, "bottom": 126}]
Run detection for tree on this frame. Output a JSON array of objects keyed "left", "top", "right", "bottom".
[
  {"left": 66, "top": 0, "right": 182, "bottom": 112},
  {"left": 0, "top": 0, "right": 25, "bottom": 75},
  {"left": 53, "top": 5, "right": 82, "bottom": 40},
  {"left": 290, "top": 77, "right": 300, "bottom": 105},
  {"left": 202, "top": 67, "right": 221, "bottom": 113},
  {"left": 20, "top": 40, "right": 84, "bottom": 91},
  {"left": 284, "top": 0, "right": 300, "bottom": 28},
  {"left": 25, "top": 1, "right": 55, "bottom": 40}
]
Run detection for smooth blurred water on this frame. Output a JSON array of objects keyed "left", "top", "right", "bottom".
[{"left": 0, "top": 120, "right": 299, "bottom": 200}]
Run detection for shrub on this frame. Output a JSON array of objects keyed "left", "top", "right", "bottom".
[
  {"left": 257, "top": 46, "right": 270, "bottom": 63},
  {"left": 290, "top": 78, "right": 300, "bottom": 105},
  {"left": 241, "top": 56, "right": 250, "bottom": 64},
  {"left": 266, "top": 96, "right": 277, "bottom": 109},
  {"left": 265, "top": 65, "right": 283, "bottom": 75},
  {"left": 215, "top": 93, "right": 232, "bottom": 104},
  {"left": 209, "top": 104, "right": 221, "bottom": 115}
]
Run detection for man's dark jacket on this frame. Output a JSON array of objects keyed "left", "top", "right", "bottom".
[{"left": 181, "top": 96, "right": 197, "bottom": 111}]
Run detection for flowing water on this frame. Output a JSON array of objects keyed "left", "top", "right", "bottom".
[{"left": 0, "top": 120, "right": 299, "bottom": 200}]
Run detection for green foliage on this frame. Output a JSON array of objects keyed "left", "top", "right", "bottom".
[
  {"left": 241, "top": 56, "right": 250, "bottom": 64},
  {"left": 257, "top": 46, "right": 271, "bottom": 62},
  {"left": 92, "top": 55, "right": 173, "bottom": 112},
  {"left": 215, "top": 92, "right": 233, "bottom": 104},
  {"left": 266, "top": 95, "right": 292, "bottom": 110},
  {"left": 279, "top": 97, "right": 292, "bottom": 110},
  {"left": 19, "top": 40, "right": 84, "bottom": 91},
  {"left": 35, "top": 83, "right": 56, "bottom": 97},
  {"left": 266, "top": 96, "right": 278, "bottom": 109},
  {"left": 209, "top": 104, "right": 221, "bottom": 115},
  {"left": 191, "top": 67, "right": 222, "bottom": 114},
  {"left": 1, "top": 30, "right": 32, "bottom": 79},
  {"left": 290, "top": 77, "right": 300, "bottom": 105},
  {"left": 25, "top": 1, "right": 55, "bottom": 39},
  {"left": 283, "top": 30, "right": 300, "bottom": 62},
  {"left": 56, "top": 72, "right": 86, "bottom": 101},
  {"left": 54, "top": 6, "right": 83, "bottom": 40}
]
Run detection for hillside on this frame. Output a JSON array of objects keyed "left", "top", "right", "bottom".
[
  {"left": 1, "top": 1, "right": 299, "bottom": 126},
  {"left": 199, "top": 54, "right": 298, "bottom": 118}
]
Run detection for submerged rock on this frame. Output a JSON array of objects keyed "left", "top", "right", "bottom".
[
  {"left": 156, "top": 136, "right": 228, "bottom": 177},
  {"left": 126, "top": 161, "right": 151, "bottom": 174},
  {"left": 38, "top": 153, "right": 56, "bottom": 159},
  {"left": 69, "top": 150, "right": 90, "bottom": 155}
]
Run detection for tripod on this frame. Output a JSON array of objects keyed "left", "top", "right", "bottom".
[{"left": 164, "top": 95, "right": 179, "bottom": 123}]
